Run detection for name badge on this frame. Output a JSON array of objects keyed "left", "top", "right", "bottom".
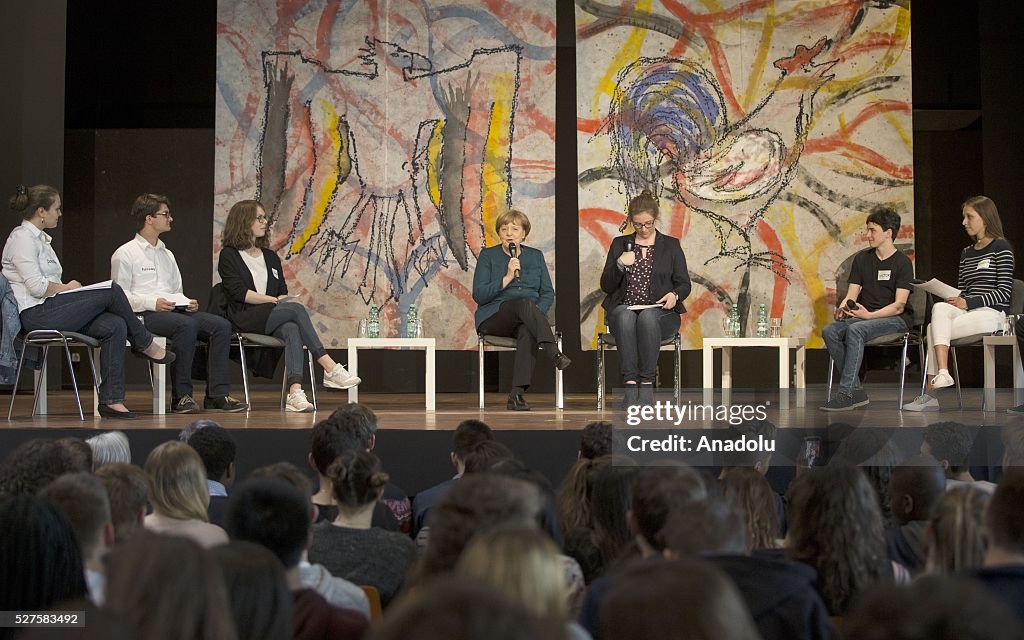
[
  {"left": 877, "top": 270, "right": 891, "bottom": 281},
  {"left": 271, "top": 268, "right": 280, "bottom": 279},
  {"left": 977, "top": 259, "right": 991, "bottom": 270}
]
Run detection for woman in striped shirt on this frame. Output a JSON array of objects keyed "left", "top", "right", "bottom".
[{"left": 905, "top": 196, "right": 1014, "bottom": 411}]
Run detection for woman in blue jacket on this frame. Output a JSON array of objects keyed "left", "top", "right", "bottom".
[{"left": 473, "top": 210, "right": 570, "bottom": 411}]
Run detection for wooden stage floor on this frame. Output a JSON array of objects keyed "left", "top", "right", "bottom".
[{"left": 4, "top": 386, "right": 1024, "bottom": 431}]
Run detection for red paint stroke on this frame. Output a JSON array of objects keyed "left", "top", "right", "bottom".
[
  {"left": 755, "top": 222, "right": 789, "bottom": 318},
  {"left": 577, "top": 117, "right": 604, "bottom": 135},
  {"left": 315, "top": 0, "right": 342, "bottom": 62},
  {"left": 484, "top": 0, "right": 557, "bottom": 39},
  {"left": 580, "top": 207, "right": 624, "bottom": 249},
  {"left": 680, "top": 289, "right": 721, "bottom": 332},
  {"left": 804, "top": 100, "right": 913, "bottom": 179}
]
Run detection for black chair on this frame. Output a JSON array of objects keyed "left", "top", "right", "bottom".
[
  {"left": 476, "top": 307, "right": 563, "bottom": 409},
  {"left": 596, "top": 326, "right": 681, "bottom": 410},
  {"left": 8, "top": 330, "right": 100, "bottom": 420}
]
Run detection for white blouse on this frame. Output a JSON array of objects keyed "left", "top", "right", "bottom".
[
  {"left": 240, "top": 249, "right": 269, "bottom": 295},
  {"left": 1, "top": 220, "right": 62, "bottom": 311}
]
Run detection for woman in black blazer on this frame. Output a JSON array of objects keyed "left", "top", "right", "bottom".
[
  {"left": 217, "top": 200, "right": 359, "bottom": 412},
  {"left": 600, "top": 191, "right": 690, "bottom": 408}
]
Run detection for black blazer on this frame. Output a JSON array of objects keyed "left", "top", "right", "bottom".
[
  {"left": 217, "top": 246, "right": 288, "bottom": 333},
  {"left": 600, "top": 231, "right": 691, "bottom": 313}
]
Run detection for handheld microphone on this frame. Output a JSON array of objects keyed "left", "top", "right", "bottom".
[
  {"left": 623, "top": 239, "right": 634, "bottom": 272},
  {"left": 508, "top": 242, "right": 519, "bottom": 278}
]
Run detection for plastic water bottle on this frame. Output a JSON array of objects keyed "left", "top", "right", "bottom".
[
  {"left": 729, "top": 304, "right": 741, "bottom": 337},
  {"left": 406, "top": 304, "right": 418, "bottom": 338},
  {"left": 368, "top": 303, "right": 380, "bottom": 339},
  {"left": 756, "top": 304, "right": 768, "bottom": 338}
]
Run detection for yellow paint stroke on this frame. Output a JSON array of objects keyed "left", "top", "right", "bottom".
[
  {"left": 482, "top": 72, "right": 514, "bottom": 246},
  {"left": 590, "top": 0, "right": 650, "bottom": 119},
  {"left": 425, "top": 120, "right": 444, "bottom": 208},
  {"left": 291, "top": 99, "right": 346, "bottom": 254},
  {"left": 742, "top": 3, "right": 775, "bottom": 111}
]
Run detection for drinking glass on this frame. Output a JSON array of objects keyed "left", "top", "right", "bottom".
[
  {"left": 357, "top": 319, "right": 368, "bottom": 338},
  {"left": 769, "top": 317, "right": 782, "bottom": 338}
]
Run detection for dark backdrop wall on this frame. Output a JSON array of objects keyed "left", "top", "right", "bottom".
[{"left": 4, "top": 1, "right": 1023, "bottom": 395}]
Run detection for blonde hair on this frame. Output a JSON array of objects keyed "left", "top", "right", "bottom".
[
  {"left": 455, "top": 527, "right": 568, "bottom": 624},
  {"left": 925, "top": 485, "right": 989, "bottom": 575},
  {"left": 144, "top": 441, "right": 211, "bottom": 522},
  {"left": 493, "top": 209, "right": 531, "bottom": 238}
]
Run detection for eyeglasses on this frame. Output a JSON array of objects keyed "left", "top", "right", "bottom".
[
  {"left": 256, "top": 215, "right": 268, "bottom": 222},
  {"left": 151, "top": 211, "right": 172, "bottom": 218},
  {"left": 631, "top": 220, "right": 656, "bottom": 230}
]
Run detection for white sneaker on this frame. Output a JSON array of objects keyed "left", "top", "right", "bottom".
[
  {"left": 931, "top": 370, "right": 955, "bottom": 389},
  {"left": 903, "top": 394, "right": 940, "bottom": 412},
  {"left": 286, "top": 389, "right": 315, "bottom": 412},
  {"left": 323, "top": 363, "right": 361, "bottom": 390}
]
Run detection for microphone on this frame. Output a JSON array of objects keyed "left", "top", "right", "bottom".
[
  {"left": 623, "top": 239, "right": 634, "bottom": 272},
  {"left": 508, "top": 242, "right": 519, "bottom": 278}
]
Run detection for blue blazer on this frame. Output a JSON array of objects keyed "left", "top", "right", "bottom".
[{"left": 472, "top": 244, "right": 554, "bottom": 328}]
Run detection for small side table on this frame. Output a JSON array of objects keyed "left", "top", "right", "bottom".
[
  {"left": 983, "top": 334, "right": 1024, "bottom": 411},
  {"left": 346, "top": 338, "right": 436, "bottom": 410},
  {"left": 701, "top": 337, "right": 807, "bottom": 407}
]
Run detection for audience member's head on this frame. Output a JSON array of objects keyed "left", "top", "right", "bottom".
[
  {"left": 921, "top": 422, "right": 975, "bottom": 477},
  {"left": 0, "top": 495, "right": 87, "bottom": 614},
  {"left": 719, "top": 467, "right": 780, "bottom": 550},
  {"left": 310, "top": 409, "right": 375, "bottom": 477},
  {"left": 56, "top": 437, "right": 94, "bottom": 473},
  {"left": 888, "top": 454, "right": 946, "bottom": 524},
  {"left": 629, "top": 464, "right": 707, "bottom": 553},
  {"left": 178, "top": 418, "right": 221, "bottom": 443},
  {"left": 462, "top": 440, "right": 516, "bottom": 473},
  {"left": 86, "top": 431, "right": 132, "bottom": 469},
  {"left": 144, "top": 440, "right": 211, "bottom": 522},
  {"left": 842, "top": 575, "right": 1024, "bottom": 640},
  {"left": 0, "top": 438, "right": 83, "bottom": 495},
  {"left": 925, "top": 485, "right": 989, "bottom": 575},
  {"left": 986, "top": 467, "right": 1024, "bottom": 562},
  {"left": 588, "top": 461, "right": 639, "bottom": 575},
  {"left": 187, "top": 425, "right": 237, "bottom": 487},
  {"left": 600, "top": 558, "right": 761, "bottom": 640},
  {"left": 327, "top": 402, "right": 379, "bottom": 448},
  {"left": 579, "top": 421, "right": 613, "bottom": 460},
  {"left": 94, "top": 463, "right": 150, "bottom": 543},
  {"left": 413, "top": 473, "right": 542, "bottom": 584},
  {"left": 786, "top": 465, "right": 890, "bottom": 614},
  {"left": 368, "top": 576, "right": 561, "bottom": 640},
  {"left": 719, "top": 418, "right": 778, "bottom": 473},
  {"left": 249, "top": 462, "right": 313, "bottom": 496},
  {"left": 104, "top": 531, "right": 234, "bottom": 640},
  {"left": 456, "top": 527, "right": 569, "bottom": 626},
  {"left": 326, "top": 450, "right": 387, "bottom": 514},
  {"left": 557, "top": 454, "right": 618, "bottom": 537},
  {"left": 211, "top": 541, "right": 292, "bottom": 640},
  {"left": 1002, "top": 421, "right": 1024, "bottom": 468},
  {"left": 225, "top": 478, "right": 310, "bottom": 570},
  {"left": 38, "top": 473, "right": 113, "bottom": 570},
  {"left": 489, "top": 457, "right": 563, "bottom": 546},
  {"left": 830, "top": 429, "right": 903, "bottom": 525},
  {"left": 451, "top": 419, "right": 494, "bottom": 473},
  {"left": 659, "top": 501, "right": 748, "bottom": 557}
]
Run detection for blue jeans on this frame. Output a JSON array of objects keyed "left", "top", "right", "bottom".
[
  {"left": 822, "top": 316, "right": 909, "bottom": 394},
  {"left": 265, "top": 303, "right": 327, "bottom": 386},
  {"left": 20, "top": 283, "right": 154, "bottom": 405},
  {"left": 607, "top": 305, "right": 680, "bottom": 384},
  {"left": 143, "top": 310, "right": 233, "bottom": 400}
]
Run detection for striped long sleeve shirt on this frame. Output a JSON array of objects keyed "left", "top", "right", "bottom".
[{"left": 957, "top": 238, "right": 1014, "bottom": 312}]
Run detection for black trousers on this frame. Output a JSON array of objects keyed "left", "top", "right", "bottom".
[{"left": 478, "top": 297, "right": 556, "bottom": 390}]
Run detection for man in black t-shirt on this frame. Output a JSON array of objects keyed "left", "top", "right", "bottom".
[{"left": 821, "top": 206, "right": 914, "bottom": 411}]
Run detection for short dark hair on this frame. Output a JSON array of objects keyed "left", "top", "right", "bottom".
[
  {"left": 225, "top": 478, "right": 310, "bottom": 568},
  {"left": 659, "top": 501, "right": 747, "bottom": 556},
  {"left": 94, "top": 463, "right": 150, "bottom": 543},
  {"left": 211, "top": 541, "right": 293, "bottom": 640},
  {"left": 131, "top": 193, "right": 170, "bottom": 230},
  {"left": 39, "top": 472, "right": 111, "bottom": 555},
  {"left": 56, "top": 437, "right": 93, "bottom": 473},
  {"left": 462, "top": 440, "right": 516, "bottom": 474},
  {"left": 923, "top": 422, "right": 975, "bottom": 474},
  {"left": 0, "top": 438, "right": 83, "bottom": 496},
  {"left": 866, "top": 205, "right": 901, "bottom": 242},
  {"left": 988, "top": 467, "right": 1024, "bottom": 555},
  {"left": 187, "top": 426, "right": 237, "bottom": 483},
  {"left": 250, "top": 462, "right": 313, "bottom": 497},
  {"left": 580, "top": 421, "right": 613, "bottom": 459},
  {"left": 630, "top": 465, "right": 708, "bottom": 550},
  {"left": 452, "top": 420, "right": 494, "bottom": 460},
  {"left": 329, "top": 403, "right": 379, "bottom": 440},
  {"left": 310, "top": 412, "right": 371, "bottom": 475}
]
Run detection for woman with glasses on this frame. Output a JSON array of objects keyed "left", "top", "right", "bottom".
[
  {"left": 3, "top": 184, "right": 176, "bottom": 419},
  {"left": 600, "top": 190, "right": 690, "bottom": 408},
  {"left": 216, "top": 200, "right": 359, "bottom": 412}
]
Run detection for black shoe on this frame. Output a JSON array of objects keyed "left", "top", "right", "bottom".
[
  {"left": 506, "top": 392, "right": 532, "bottom": 411},
  {"left": 638, "top": 384, "right": 655, "bottom": 407},
  {"left": 204, "top": 395, "right": 248, "bottom": 413},
  {"left": 552, "top": 352, "right": 572, "bottom": 371},
  {"left": 620, "top": 385, "right": 639, "bottom": 410},
  {"left": 819, "top": 392, "right": 856, "bottom": 412},
  {"left": 98, "top": 404, "right": 138, "bottom": 420},
  {"left": 850, "top": 388, "right": 870, "bottom": 408},
  {"left": 171, "top": 395, "right": 201, "bottom": 414},
  {"left": 1008, "top": 404, "right": 1024, "bottom": 416},
  {"left": 132, "top": 347, "right": 177, "bottom": 365}
]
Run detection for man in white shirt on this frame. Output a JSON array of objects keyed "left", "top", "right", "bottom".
[{"left": 111, "top": 194, "right": 245, "bottom": 413}]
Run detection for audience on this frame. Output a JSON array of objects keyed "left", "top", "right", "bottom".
[
  {"left": 568, "top": 460, "right": 638, "bottom": 582},
  {"left": 720, "top": 466, "right": 782, "bottom": 550},
  {"left": 829, "top": 428, "right": 903, "bottom": 526},
  {"left": 143, "top": 441, "right": 228, "bottom": 548},
  {"left": 0, "top": 438, "right": 84, "bottom": 495},
  {"left": 1002, "top": 421, "right": 1024, "bottom": 468},
  {"left": 38, "top": 473, "right": 115, "bottom": 605},
  {"left": 921, "top": 422, "right": 995, "bottom": 492},
  {"left": 211, "top": 541, "right": 293, "bottom": 640},
  {"left": 925, "top": 484, "right": 989, "bottom": 575},
  {"left": 225, "top": 478, "right": 368, "bottom": 639},
  {"left": 56, "top": 437, "right": 94, "bottom": 472},
  {"left": 411, "top": 419, "right": 494, "bottom": 535},
  {"left": 86, "top": 431, "right": 132, "bottom": 469},
  {"left": 885, "top": 454, "right": 946, "bottom": 574},
  {"left": 186, "top": 424, "right": 237, "bottom": 526},
  {"left": 307, "top": 450, "right": 416, "bottom": 605},
  {"left": 969, "top": 467, "right": 1024, "bottom": 620},
  {"left": 94, "top": 462, "right": 149, "bottom": 542}
]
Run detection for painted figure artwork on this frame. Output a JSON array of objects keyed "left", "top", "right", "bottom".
[
  {"left": 216, "top": 1, "right": 556, "bottom": 348},
  {"left": 577, "top": 0, "right": 913, "bottom": 349}
]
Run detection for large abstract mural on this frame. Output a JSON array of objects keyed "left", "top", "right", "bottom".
[
  {"left": 216, "top": 1, "right": 556, "bottom": 349},
  {"left": 577, "top": 0, "right": 913, "bottom": 349}
]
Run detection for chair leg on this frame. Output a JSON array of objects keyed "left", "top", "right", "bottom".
[
  {"left": 555, "top": 333, "right": 564, "bottom": 410},
  {"left": 826, "top": 357, "right": 834, "bottom": 401},
  {"left": 31, "top": 346, "right": 50, "bottom": 418},
  {"left": 921, "top": 348, "right": 930, "bottom": 397},
  {"left": 308, "top": 350, "right": 318, "bottom": 411},
  {"left": 84, "top": 347, "right": 101, "bottom": 418},
  {"left": 61, "top": 339, "right": 84, "bottom": 421},
  {"left": 597, "top": 335, "right": 606, "bottom": 411},
  {"left": 673, "top": 336, "right": 681, "bottom": 405},
  {"left": 8, "top": 341, "right": 30, "bottom": 420},
  {"left": 478, "top": 337, "right": 485, "bottom": 410},
  {"left": 237, "top": 339, "right": 251, "bottom": 409},
  {"left": 951, "top": 347, "right": 963, "bottom": 409},
  {"left": 898, "top": 337, "right": 909, "bottom": 408}
]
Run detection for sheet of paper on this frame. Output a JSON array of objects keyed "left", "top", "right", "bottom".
[
  {"left": 166, "top": 293, "right": 193, "bottom": 307},
  {"left": 56, "top": 280, "right": 112, "bottom": 295},
  {"left": 626, "top": 304, "right": 662, "bottom": 311},
  {"left": 911, "top": 278, "right": 961, "bottom": 299}
]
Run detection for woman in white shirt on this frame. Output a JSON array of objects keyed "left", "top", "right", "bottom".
[{"left": 3, "top": 185, "right": 175, "bottom": 419}]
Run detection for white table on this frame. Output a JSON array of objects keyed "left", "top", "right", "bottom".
[
  {"left": 347, "top": 337, "right": 436, "bottom": 410},
  {"left": 983, "top": 334, "right": 1024, "bottom": 411},
  {"left": 702, "top": 337, "right": 807, "bottom": 406}
]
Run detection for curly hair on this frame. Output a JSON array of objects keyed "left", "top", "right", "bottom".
[
  {"left": 922, "top": 422, "right": 975, "bottom": 474},
  {"left": 786, "top": 465, "right": 891, "bottom": 615},
  {"left": 925, "top": 485, "right": 989, "bottom": 575},
  {"left": 720, "top": 467, "right": 780, "bottom": 550}
]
